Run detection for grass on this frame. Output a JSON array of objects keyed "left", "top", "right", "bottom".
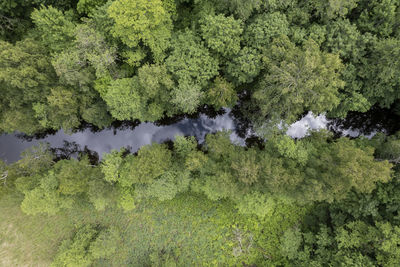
[
  {"left": 0, "top": 191, "right": 305, "bottom": 266},
  {"left": 0, "top": 193, "right": 74, "bottom": 267}
]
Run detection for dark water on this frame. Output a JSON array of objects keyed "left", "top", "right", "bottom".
[
  {"left": 0, "top": 108, "right": 244, "bottom": 163},
  {"left": 328, "top": 106, "right": 400, "bottom": 138},
  {"left": 1, "top": 106, "right": 399, "bottom": 163}
]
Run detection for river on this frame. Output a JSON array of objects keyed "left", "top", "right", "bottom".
[{"left": 0, "top": 106, "right": 399, "bottom": 163}]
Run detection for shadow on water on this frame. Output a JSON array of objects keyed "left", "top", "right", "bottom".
[
  {"left": 3, "top": 102, "right": 400, "bottom": 163},
  {"left": 50, "top": 141, "right": 100, "bottom": 165},
  {"left": 244, "top": 135, "right": 265, "bottom": 149},
  {"left": 51, "top": 138, "right": 192, "bottom": 165},
  {"left": 15, "top": 129, "right": 58, "bottom": 141},
  {"left": 0, "top": 106, "right": 246, "bottom": 163},
  {"left": 14, "top": 105, "right": 225, "bottom": 141},
  {"left": 328, "top": 105, "right": 400, "bottom": 138},
  {"left": 153, "top": 104, "right": 225, "bottom": 127},
  {"left": 230, "top": 91, "right": 255, "bottom": 138},
  {"left": 15, "top": 119, "right": 143, "bottom": 141}
]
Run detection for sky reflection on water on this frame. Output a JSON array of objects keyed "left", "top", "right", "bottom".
[{"left": 0, "top": 109, "right": 389, "bottom": 163}]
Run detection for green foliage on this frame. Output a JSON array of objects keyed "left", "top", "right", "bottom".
[
  {"left": 200, "top": 14, "right": 243, "bottom": 57},
  {"left": 310, "top": 0, "right": 359, "bottom": 20},
  {"left": 101, "top": 149, "right": 125, "bottom": 183},
  {"left": 51, "top": 49, "right": 94, "bottom": 90},
  {"left": 80, "top": 99, "right": 113, "bottom": 129},
  {"left": 206, "top": 77, "right": 238, "bottom": 109},
  {"left": 31, "top": 6, "right": 75, "bottom": 53},
  {"left": 20, "top": 173, "right": 74, "bottom": 215},
  {"left": 103, "top": 77, "right": 143, "bottom": 121},
  {"left": 165, "top": 30, "right": 219, "bottom": 84},
  {"left": 103, "top": 64, "right": 174, "bottom": 121},
  {"left": 0, "top": 38, "right": 55, "bottom": 133},
  {"left": 300, "top": 137, "right": 393, "bottom": 203},
  {"left": 75, "top": 24, "right": 116, "bottom": 76},
  {"left": 144, "top": 173, "right": 180, "bottom": 201},
  {"left": 323, "top": 19, "right": 372, "bottom": 116},
  {"left": 77, "top": 0, "right": 107, "bottom": 15},
  {"left": 199, "top": 131, "right": 393, "bottom": 206},
  {"left": 139, "top": 170, "right": 191, "bottom": 201},
  {"left": 136, "top": 63, "right": 175, "bottom": 119},
  {"left": 4, "top": 1, "right": 400, "bottom": 265},
  {"left": 0, "top": 39, "right": 53, "bottom": 98},
  {"left": 221, "top": 0, "right": 262, "bottom": 20},
  {"left": 244, "top": 12, "right": 290, "bottom": 49},
  {"left": 34, "top": 86, "right": 81, "bottom": 130},
  {"left": 285, "top": 218, "right": 400, "bottom": 266},
  {"left": 170, "top": 81, "right": 204, "bottom": 114},
  {"left": 274, "top": 135, "right": 309, "bottom": 165},
  {"left": 173, "top": 136, "right": 197, "bottom": 159},
  {"left": 0, "top": 160, "right": 7, "bottom": 195},
  {"left": 121, "top": 48, "right": 147, "bottom": 67},
  {"left": 0, "top": 19, "right": 113, "bottom": 133},
  {"left": 89, "top": 226, "right": 121, "bottom": 259},
  {"left": 86, "top": 1, "right": 115, "bottom": 39},
  {"left": 235, "top": 192, "right": 271, "bottom": 218},
  {"left": 0, "top": 108, "right": 43, "bottom": 135},
  {"left": 55, "top": 158, "right": 99, "bottom": 196},
  {"left": 174, "top": 136, "right": 208, "bottom": 170},
  {"left": 87, "top": 179, "right": 115, "bottom": 211},
  {"left": 108, "top": 0, "right": 173, "bottom": 61},
  {"left": 18, "top": 157, "right": 100, "bottom": 215},
  {"left": 197, "top": 0, "right": 261, "bottom": 21},
  {"left": 165, "top": 30, "right": 219, "bottom": 111},
  {"left": 280, "top": 227, "right": 302, "bottom": 260},
  {"left": 57, "top": 24, "right": 116, "bottom": 82},
  {"left": 2, "top": 0, "right": 396, "bottom": 139},
  {"left": 49, "top": 23, "right": 117, "bottom": 106},
  {"left": 253, "top": 37, "right": 344, "bottom": 123},
  {"left": 357, "top": 0, "right": 398, "bottom": 37},
  {"left": 205, "top": 131, "right": 236, "bottom": 157},
  {"left": 324, "top": 19, "right": 365, "bottom": 62},
  {"left": 374, "top": 134, "right": 400, "bottom": 163},
  {"left": 192, "top": 171, "right": 239, "bottom": 201},
  {"left": 360, "top": 37, "right": 400, "bottom": 108},
  {"left": 225, "top": 46, "right": 262, "bottom": 85},
  {"left": 51, "top": 225, "right": 97, "bottom": 267},
  {"left": 117, "top": 186, "right": 135, "bottom": 211},
  {"left": 119, "top": 143, "right": 172, "bottom": 186},
  {"left": 231, "top": 148, "right": 260, "bottom": 185},
  {"left": 17, "top": 143, "right": 54, "bottom": 175}
]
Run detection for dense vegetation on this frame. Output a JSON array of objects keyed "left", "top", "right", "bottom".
[
  {"left": 1, "top": 0, "right": 400, "bottom": 266},
  {"left": 1, "top": 0, "right": 400, "bottom": 133},
  {"left": 1, "top": 132, "right": 400, "bottom": 265}
]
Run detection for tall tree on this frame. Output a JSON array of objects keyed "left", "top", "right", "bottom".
[
  {"left": 200, "top": 14, "right": 243, "bottom": 57},
  {"left": 108, "top": 0, "right": 173, "bottom": 61},
  {"left": 0, "top": 38, "right": 55, "bottom": 133},
  {"left": 252, "top": 36, "right": 344, "bottom": 123},
  {"left": 244, "top": 12, "right": 290, "bottom": 49},
  {"left": 119, "top": 144, "right": 172, "bottom": 186},
  {"left": 165, "top": 30, "right": 219, "bottom": 113},
  {"left": 359, "top": 37, "right": 400, "bottom": 108},
  {"left": 103, "top": 64, "right": 174, "bottom": 121},
  {"left": 309, "top": 0, "right": 359, "bottom": 21},
  {"left": 31, "top": 5, "right": 75, "bottom": 54}
]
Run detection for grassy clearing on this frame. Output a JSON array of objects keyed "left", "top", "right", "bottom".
[
  {"left": 0, "top": 192, "right": 304, "bottom": 266},
  {"left": 0, "top": 193, "right": 74, "bottom": 267},
  {"left": 0, "top": 193, "right": 251, "bottom": 266}
]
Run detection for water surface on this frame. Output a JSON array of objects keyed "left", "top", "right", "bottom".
[
  {"left": 0, "top": 109, "right": 242, "bottom": 163},
  {"left": 1, "top": 107, "right": 399, "bottom": 163}
]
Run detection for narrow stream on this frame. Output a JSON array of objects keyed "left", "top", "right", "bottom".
[{"left": 1, "top": 107, "right": 399, "bottom": 163}]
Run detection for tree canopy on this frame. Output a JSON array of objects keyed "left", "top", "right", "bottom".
[{"left": 2, "top": 0, "right": 400, "bottom": 265}]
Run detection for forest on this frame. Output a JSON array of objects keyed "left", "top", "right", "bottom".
[{"left": 1, "top": 0, "right": 400, "bottom": 266}]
